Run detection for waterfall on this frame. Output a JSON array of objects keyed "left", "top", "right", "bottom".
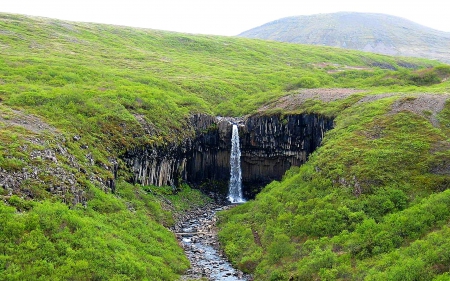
[{"left": 228, "top": 124, "right": 245, "bottom": 203}]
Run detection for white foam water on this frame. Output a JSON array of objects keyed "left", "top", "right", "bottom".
[{"left": 228, "top": 124, "right": 245, "bottom": 203}]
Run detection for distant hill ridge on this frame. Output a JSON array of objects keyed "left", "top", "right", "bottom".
[{"left": 239, "top": 12, "right": 450, "bottom": 63}]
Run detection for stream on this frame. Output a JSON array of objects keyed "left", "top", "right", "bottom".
[{"left": 174, "top": 203, "right": 250, "bottom": 281}]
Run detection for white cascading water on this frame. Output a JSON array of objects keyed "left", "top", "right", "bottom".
[{"left": 228, "top": 124, "right": 245, "bottom": 203}]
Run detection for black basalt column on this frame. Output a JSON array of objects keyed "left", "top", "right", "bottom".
[
  {"left": 240, "top": 114, "right": 334, "bottom": 198},
  {"left": 122, "top": 114, "right": 333, "bottom": 200}
]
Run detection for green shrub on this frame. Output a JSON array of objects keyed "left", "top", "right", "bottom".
[{"left": 286, "top": 76, "right": 321, "bottom": 90}]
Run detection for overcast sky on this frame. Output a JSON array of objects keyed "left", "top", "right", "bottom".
[{"left": 2, "top": 0, "right": 449, "bottom": 35}]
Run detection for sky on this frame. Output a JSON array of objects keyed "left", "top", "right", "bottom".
[{"left": 1, "top": 0, "right": 450, "bottom": 36}]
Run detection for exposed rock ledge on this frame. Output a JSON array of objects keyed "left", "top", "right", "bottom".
[{"left": 123, "top": 113, "right": 334, "bottom": 199}]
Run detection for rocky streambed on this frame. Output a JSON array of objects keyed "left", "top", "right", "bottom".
[{"left": 173, "top": 203, "right": 251, "bottom": 281}]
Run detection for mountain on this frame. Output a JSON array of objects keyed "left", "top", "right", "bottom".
[
  {"left": 239, "top": 12, "right": 450, "bottom": 63},
  {"left": 1, "top": 13, "right": 450, "bottom": 280}
]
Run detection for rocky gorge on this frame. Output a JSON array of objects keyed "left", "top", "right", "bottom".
[
  {"left": 123, "top": 113, "right": 334, "bottom": 200},
  {"left": 0, "top": 111, "right": 333, "bottom": 207},
  {"left": 173, "top": 203, "right": 250, "bottom": 280}
]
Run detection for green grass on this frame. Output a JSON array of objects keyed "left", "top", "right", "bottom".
[
  {"left": 1, "top": 12, "right": 450, "bottom": 280},
  {"left": 1, "top": 182, "right": 186, "bottom": 280},
  {"left": 0, "top": 181, "right": 212, "bottom": 280},
  {"left": 218, "top": 94, "right": 450, "bottom": 280}
]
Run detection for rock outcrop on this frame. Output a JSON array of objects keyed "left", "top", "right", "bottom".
[
  {"left": 123, "top": 113, "right": 334, "bottom": 199},
  {"left": 0, "top": 110, "right": 116, "bottom": 205},
  {"left": 174, "top": 203, "right": 250, "bottom": 280},
  {"left": 240, "top": 114, "right": 333, "bottom": 197}
]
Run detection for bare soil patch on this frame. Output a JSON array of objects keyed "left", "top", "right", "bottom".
[
  {"left": 356, "top": 93, "right": 396, "bottom": 104},
  {"left": 258, "top": 88, "right": 366, "bottom": 112},
  {"left": 0, "top": 109, "right": 58, "bottom": 134},
  {"left": 258, "top": 90, "right": 450, "bottom": 129},
  {"left": 391, "top": 94, "right": 450, "bottom": 127}
]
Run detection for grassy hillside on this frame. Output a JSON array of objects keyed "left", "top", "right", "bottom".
[
  {"left": 1, "top": 13, "right": 450, "bottom": 280},
  {"left": 239, "top": 12, "right": 450, "bottom": 63},
  {"left": 218, "top": 93, "right": 450, "bottom": 280},
  {"left": 0, "top": 183, "right": 211, "bottom": 280}
]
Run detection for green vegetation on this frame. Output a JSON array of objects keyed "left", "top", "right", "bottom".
[
  {"left": 218, "top": 96, "right": 450, "bottom": 280},
  {"left": 0, "top": 13, "right": 450, "bottom": 280},
  {"left": 0, "top": 181, "right": 212, "bottom": 280}
]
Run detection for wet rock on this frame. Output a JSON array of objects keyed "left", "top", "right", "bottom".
[
  {"left": 182, "top": 227, "right": 194, "bottom": 233},
  {"left": 176, "top": 203, "right": 251, "bottom": 281}
]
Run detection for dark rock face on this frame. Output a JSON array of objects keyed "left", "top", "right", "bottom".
[
  {"left": 123, "top": 114, "right": 334, "bottom": 199},
  {"left": 240, "top": 115, "right": 334, "bottom": 197}
]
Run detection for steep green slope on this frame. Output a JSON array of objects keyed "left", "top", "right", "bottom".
[
  {"left": 0, "top": 13, "right": 450, "bottom": 280},
  {"left": 239, "top": 12, "right": 450, "bottom": 63},
  {"left": 0, "top": 181, "right": 211, "bottom": 280},
  {"left": 218, "top": 93, "right": 450, "bottom": 280}
]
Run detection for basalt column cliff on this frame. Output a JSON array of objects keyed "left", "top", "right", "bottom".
[
  {"left": 123, "top": 114, "right": 334, "bottom": 199},
  {"left": 240, "top": 115, "right": 334, "bottom": 197}
]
